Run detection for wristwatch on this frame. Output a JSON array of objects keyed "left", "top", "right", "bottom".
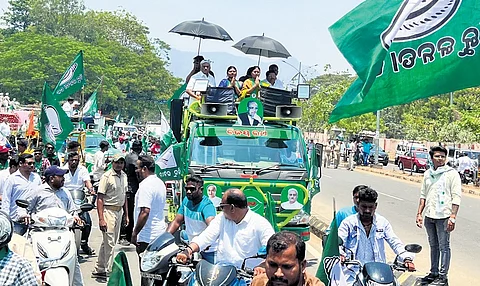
[{"left": 449, "top": 217, "right": 456, "bottom": 223}]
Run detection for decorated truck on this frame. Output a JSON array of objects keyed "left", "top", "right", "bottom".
[{"left": 160, "top": 86, "right": 322, "bottom": 241}]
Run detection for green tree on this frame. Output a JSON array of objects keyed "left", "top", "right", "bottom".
[{"left": 2, "top": 0, "right": 33, "bottom": 34}]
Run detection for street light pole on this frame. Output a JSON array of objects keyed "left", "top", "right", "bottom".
[{"left": 298, "top": 62, "right": 302, "bottom": 85}]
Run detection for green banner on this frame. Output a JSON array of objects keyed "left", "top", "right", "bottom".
[
  {"left": 155, "top": 142, "right": 185, "bottom": 181},
  {"left": 329, "top": 0, "right": 480, "bottom": 122},
  {"left": 316, "top": 217, "right": 347, "bottom": 285},
  {"left": 53, "top": 51, "right": 86, "bottom": 100},
  {"left": 127, "top": 116, "right": 134, "bottom": 126},
  {"left": 40, "top": 82, "right": 74, "bottom": 150},
  {"left": 82, "top": 89, "right": 98, "bottom": 116}
]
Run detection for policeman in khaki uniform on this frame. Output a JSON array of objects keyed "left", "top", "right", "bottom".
[{"left": 92, "top": 153, "right": 129, "bottom": 279}]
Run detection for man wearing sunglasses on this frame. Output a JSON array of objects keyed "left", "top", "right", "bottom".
[
  {"left": 167, "top": 175, "right": 217, "bottom": 263},
  {"left": 43, "top": 143, "right": 60, "bottom": 167},
  {"left": 1, "top": 154, "right": 41, "bottom": 234},
  {"left": 176, "top": 188, "right": 275, "bottom": 272}
]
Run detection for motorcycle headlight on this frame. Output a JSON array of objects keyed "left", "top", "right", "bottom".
[
  {"left": 141, "top": 250, "right": 163, "bottom": 272},
  {"left": 40, "top": 215, "right": 71, "bottom": 227}
]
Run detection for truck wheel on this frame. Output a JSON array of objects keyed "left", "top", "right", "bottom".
[{"left": 399, "top": 162, "right": 404, "bottom": 170}]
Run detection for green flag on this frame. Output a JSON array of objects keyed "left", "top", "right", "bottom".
[
  {"left": 107, "top": 252, "right": 133, "bottom": 286},
  {"left": 155, "top": 142, "right": 185, "bottom": 181},
  {"left": 141, "top": 135, "right": 148, "bottom": 154},
  {"left": 82, "top": 89, "right": 98, "bottom": 116},
  {"left": 127, "top": 116, "right": 134, "bottom": 126},
  {"left": 115, "top": 114, "right": 120, "bottom": 122},
  {"left": 40, "top": 82, "right": 74, "bottom": 150},
  {"left": 167, "top": 83, "right": 187, "bottom": 108},
  {"left": 316, "top": 217, "right": 347, "bottom": 286},
  {"left": 53, "top": 51, "right": 86, "bottom": 101},
  {"left": 159, "top": 111, "right": 177, "bottom": 152},
  {"left": 329, "top": 0, "right": 480, "bottom": 123}
]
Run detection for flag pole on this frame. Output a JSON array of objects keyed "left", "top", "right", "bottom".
[{"left": 332, "top": 197, "right": 337, "bottom": 218}]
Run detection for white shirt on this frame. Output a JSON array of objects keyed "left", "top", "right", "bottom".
[
  {"left": 457, "top": 156, "right": 474, "bottom": 173},
  {"left": 273, "top": 79, "right": 284, "bottom": 89},
  {"left": 185, "top": 71, "right": 216, "bottom": 106},
  {"left": 92, "top": 150, "right": 107, "bottom": 181},
  {"left": 134, "top": 174, "right": 167, "bottom": 243},
  {"left": 192, "top": 210, "right": 275, "bottom": 268},
  {"left": 63, "top": 166, "right": 90, "bottom": 191},
  {"left": 1, "top": 171, "right": 42, "bottom": 220},
  {"left": 0, "top": 122, "right": 11, "bottom": 137},
  {"left": 0, "top": 169, "right": 12, "bottom": 195},
  {"left": 281, "top": 201, "right": 303, "bottom": 210},
  {"left": 62, "top": 102, "right": 73, "bottom": 117}
]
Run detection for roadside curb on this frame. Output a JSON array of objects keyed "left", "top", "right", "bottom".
[
  {"left": 354, "top": 166, "right": 480, "bottom": 197},
  {"left": 310, "top": 214, "right": 422, "bottom": 286}
]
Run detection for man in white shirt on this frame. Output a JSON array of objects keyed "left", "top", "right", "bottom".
[
  {"left": 0, "top": 118, "right": 11, "bottom": 138},
  {"left": 269, "top": 64, "right": 284, "bottom": 89},
  {"left": 0, "top": 157, "right": 19, "bottom": 202},
  {"left": 92, "top": 141, "right": 110, "bottom": 206},
  {"left": 63, "top": 151, "right": 95, "bottom": 255},
  {"left": 456, "top": 152, "right": 474, "bottom": 174},
  {"left": 131, "top": 155, "right": 167, "bottom": 285},
  {"left": 62, "top": 98, "right": 75, "bottom": 118},
  {"left": 185, "top": 60, "right": 216, "bottom": 104},
  {"left": 177, "top": 188, "right": 275, "bottom": 270},
  {"left": 1, "top": 154, "right": 41, "bottom": 235}
]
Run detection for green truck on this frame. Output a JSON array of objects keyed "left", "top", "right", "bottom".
[{"left": 162, "top": 90, "right": 322, "bottom": 241}]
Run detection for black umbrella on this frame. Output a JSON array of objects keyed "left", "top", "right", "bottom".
[
  {"left": 232, "top": 34, "right": 291, "bottom": 64},
  {"left": 169, "top": 18, "right": 233, "bottom": 55}
]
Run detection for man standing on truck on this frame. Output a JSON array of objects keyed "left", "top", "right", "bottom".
[
  {"left": 166, "top": 175, "right": 217, "bottom": 263},
  {"left": 186, "top": 60, "right": 216, "bottom": 104}
]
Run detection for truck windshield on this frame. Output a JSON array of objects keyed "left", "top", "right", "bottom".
[{"left": 190, "top": 133, "right": 306, "bottom": 169}]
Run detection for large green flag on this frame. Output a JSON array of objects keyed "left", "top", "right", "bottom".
[
  {"left": 82, "top": 89, "right": 98, "bottom": 116},
  {"left": 316, "top": 217, "right": 347, "bottom": 285},
  {"left": 107, "top": 252, "right": 133, "bottom": 286},
  {"left": 155, "top": 142, "right": 185, "bottom": 181},
  {"left": 329, "top": 0, "right": 480, "bottom": 123},
  {"left": 53, "top": 51, "right": 86, "bottom": 101},
  {"left": 159, "top": 111, "right": 177, "bottom": 152},
  {"left": 40, "top": 82, "right": 74, "bottom": 150},
  {"left": 127, "top": 116, "right": 134, "bottom": 126},
  {"left": 167, "top": 83, "right": 187, "bottom": 108}
]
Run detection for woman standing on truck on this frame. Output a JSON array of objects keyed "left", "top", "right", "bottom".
[
  {"left": 218, "top": 66, "right": 242, "bottom": 96},
  {"left": 239, "top": 66, "right": 262, "bottom": 100}
]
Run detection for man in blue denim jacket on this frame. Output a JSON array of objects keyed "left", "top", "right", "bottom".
[{"left": 338, "top": 187, "right": 415, "bottom": 285}]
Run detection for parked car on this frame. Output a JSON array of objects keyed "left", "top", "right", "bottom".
[
  {"left": 394, "top": 142, "right": 427, "bottom": 165},
  {"left": 357, "top": 145, "right": 389, "bottom": 166},
  {"left": 398, "top": 151, "right": 429, "bottom": 172}
]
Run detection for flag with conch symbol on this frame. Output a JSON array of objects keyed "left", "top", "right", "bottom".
[
  {"left": 328, "top": 0, "right": 480, "bottom": 123},
  {"left": 40, "top": 82, "right": 74, "bottom": 150},
  {"left": 53, "top": 51, "right": 86, "bottom": 101}
]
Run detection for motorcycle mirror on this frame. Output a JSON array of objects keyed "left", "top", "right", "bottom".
[
  {"left": 15, "top": 199, "right": 29, "bottom": 209},
  {"left": 256, "top": 246, "right": 267, "bottom": 259},
  {"left": 80, "top": 203, "right": 95, "bottom": 212},
  {"left": 338, "top": 236, "right": 344, "bottom": 246},
  {"left": 179, "top": 230, "right": 189, "bottom": 245},
  {"left": 405, "top": 244, "right": 422, "bottom": 254}
]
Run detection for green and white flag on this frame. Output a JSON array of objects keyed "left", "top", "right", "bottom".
[
  {"left": 115, "top": 114, "right": 120, "bottom": 122},
  {"left": 127, "top": 116, "right": 134, "bottom": 126},
  {"left": 159, "top": 111, "right": 177, "bottom": 152},
  {"left": 82, "top": 89, "right": 98, "bottom": 116},
  {"left": 155, "top": 142, "right": 185, "bottom": 180},
  {"left": 40, "top": 82, "right": 74, "bottom": 150},
  {"left": 316, "top": 217, "right": 347, "bottom": 286},
  {"left": 53, "top": 51, "right": 86, "bottom": 101},
  {"left": 329, "top": 0, "right": 480, "bottom": 123}
]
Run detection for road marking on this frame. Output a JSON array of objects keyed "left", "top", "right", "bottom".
[
  {"left": 306, "top": 241, "right": 322, "bottom": 259},
  {"left": 377, "top": 191, "right": 404, "bottom": 201},
  {"left": 323, "top": 175, "right": 332, "bottom": 178}
]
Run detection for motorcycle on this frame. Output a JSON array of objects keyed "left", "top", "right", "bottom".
[
  {"left": 342, "top": 241, "right": 422, "bottom": 286},
  {"left": 67, "top": 186, "right": 93, "bottom": 252},
  {"left": 15, "top": 199, "right": 94, "bottom": 286},
  {"left": 459, "top": 168, "right": 475, "bottom": 185},
  {"left": 140, "top": 231, "right": 266, "bottom": 286}
]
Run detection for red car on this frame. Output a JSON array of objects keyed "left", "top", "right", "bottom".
[{"left": 398, "top": 151, "right": 429, "bottom": 172}]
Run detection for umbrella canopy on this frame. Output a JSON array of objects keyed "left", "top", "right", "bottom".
[
  {"left": 169, "top": 18, "right": 233, "bottom": 54},
  {"left": 233, "top": 35, "right": 291, "bottom": 63}
]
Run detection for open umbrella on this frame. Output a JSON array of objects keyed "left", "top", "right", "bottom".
[
  {"left": 233, "top": 34, "right": 291, "bottom": 64},
  {"left": 169, "top": 18, "right": 233, "bottom": 55}
]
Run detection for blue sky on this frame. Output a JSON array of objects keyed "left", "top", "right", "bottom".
[{"left": 0, "top": 0, "right": 364, "bottom": 75}]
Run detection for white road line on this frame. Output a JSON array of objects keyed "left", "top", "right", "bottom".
[
  {"left": 306, "top": 241, "right": 322, "bottom": 258},
  {"left": 377, "top": 191, "right": 404, "bottom": 201},
  {"left": 323, "top": 175, "right": 332, "bottom": 178}
]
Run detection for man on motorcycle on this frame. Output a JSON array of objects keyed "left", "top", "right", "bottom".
[
  {"left": 251, "top": 231, "right": 324, "bottom": 286},
  {"left": 63, "top": 151, "right": 95, "bottom": 255},
  {"left": 19, "top": 165, "right": 84, "bottom": 285},
  {"left": 456, "top": 152, "right": 474, "bottom": 176},
  {"left": 176, "top": 188, "right": 275, "bottom": 270},
  {"left": 338, "top": 187, "right": 415, "bottom": 285},
  {"left": 166, "top": 175, "right": 217, "bottom": 263}
]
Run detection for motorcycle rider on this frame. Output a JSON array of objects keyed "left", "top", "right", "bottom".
[
  {"left": 251, "top": 231, "right": 324, "bottom": 286},
  {"left": 166, "top": 175, "right": 217, "bottom": 263},
  {"left": 63, "top": 151, "right": 95, "bottom": 255},
  {"left": 456, "top": 152, "right": 474, "bottom": 182},
  {"left": 176, "top": 188, "right": 275, "bottom": 272},
  {"left": 338, "top": 187, "right": 415, "bottom": 285},
  {"left": 0, "top": 210, "right": 38, "bottom": 285},
  {"left": 19, "top": 165, "right": 84, "bottom": 285}
]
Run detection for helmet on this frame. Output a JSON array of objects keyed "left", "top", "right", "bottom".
[{"left": 0, "top": 211, "right": 13, "bottom": 249}]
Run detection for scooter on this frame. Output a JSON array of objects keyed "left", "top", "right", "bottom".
[
  {"left": 342, "top": 242, "right": 422, "bottom": 286},
  {"left": 16, "top": 199, "right": 94, "bottom": 286}
]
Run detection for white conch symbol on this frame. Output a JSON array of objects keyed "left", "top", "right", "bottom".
[
  {"left": 60, "top": 63, "right": 78, "bottom": 86},
  {"left": 44, "top": 105, "right": 62, "bottom": 142},
  {"left": 381, "top": 0, "right": 462, "bottom": 49}
]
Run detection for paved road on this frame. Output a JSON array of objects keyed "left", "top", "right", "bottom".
[
  {"left": 80, "top": 208, "right": 324, "bottom": 285},
  {"left": 312, "top": 167, "right": 480, "bottom": 285}
]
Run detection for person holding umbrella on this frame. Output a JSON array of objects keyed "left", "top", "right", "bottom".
[
  {"left": 185, "top": 60, "right": 216, "bottom": 105},
  {"left": 218, "top": 66, "right": 242, "bottom": 96}
]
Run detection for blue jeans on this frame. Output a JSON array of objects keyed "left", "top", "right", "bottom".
[
  {"left": 424, "top": 217, "right": 451, "bottom": 277},
  {"left": 363, "top": 152, "right": 369, "bottom": 166},
  {"left": 13, "top": 222, "right": 27, "bottom": 235}
]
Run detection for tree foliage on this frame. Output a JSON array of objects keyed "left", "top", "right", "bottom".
[{"left": 0, "top": 0, "right": 180, "bottom": 122}]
